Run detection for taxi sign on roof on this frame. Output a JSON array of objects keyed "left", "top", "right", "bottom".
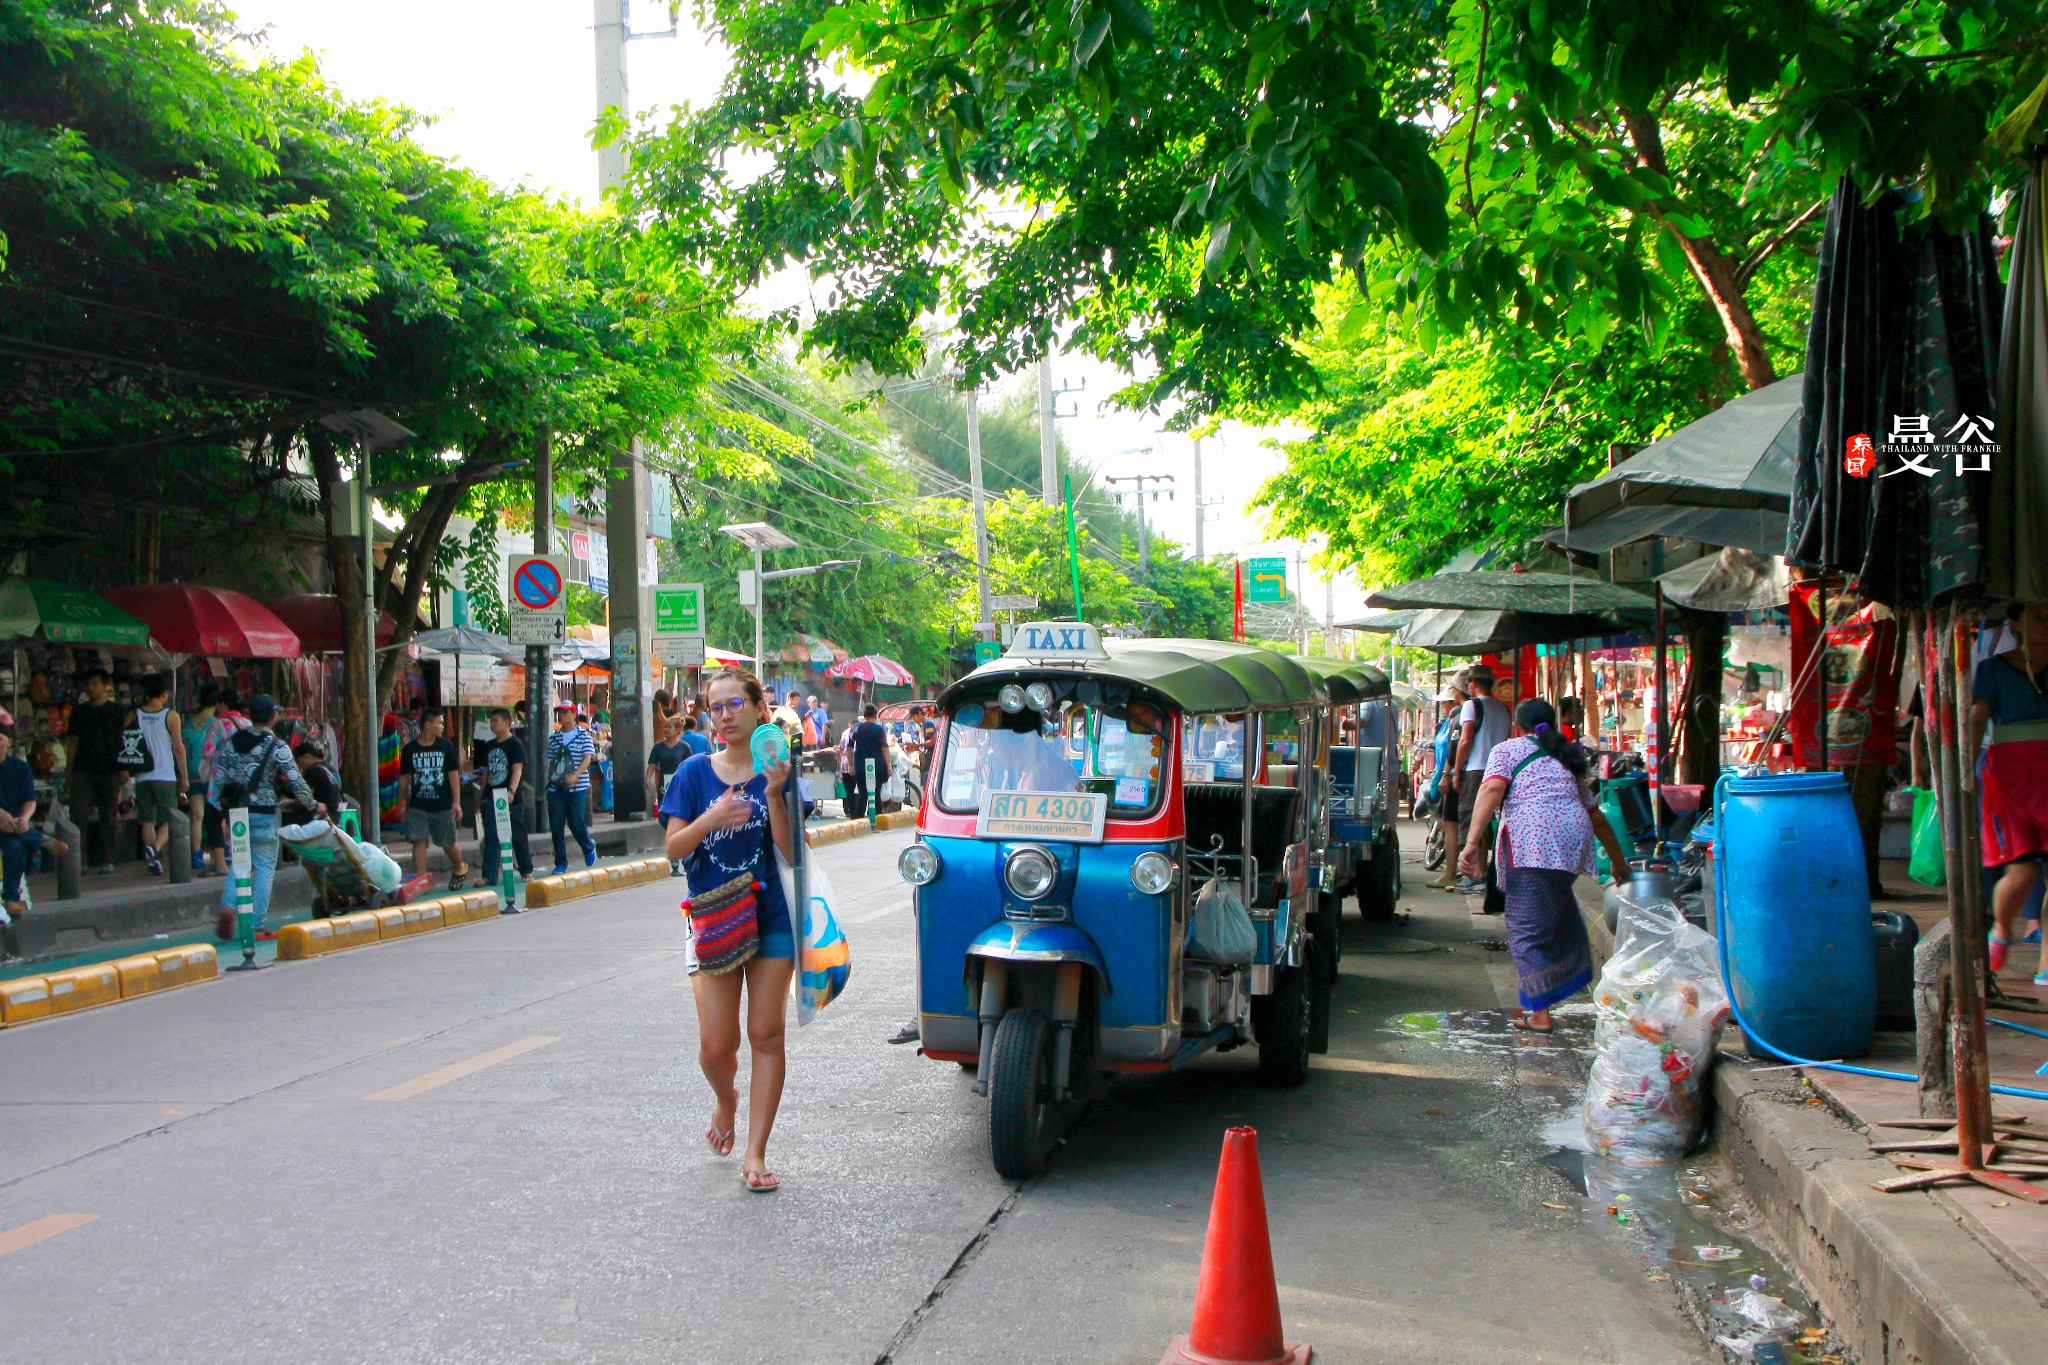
[{"left": 1003, "top": 621, "right": 1109, "bottom": 662}]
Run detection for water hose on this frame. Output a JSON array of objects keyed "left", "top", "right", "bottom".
[{"left": 1710, "top": 773, "right": 2048, "bottom": 1102}]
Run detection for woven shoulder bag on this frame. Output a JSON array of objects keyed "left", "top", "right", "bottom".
[{"left": 683, "top": 870, "right": 761, "bottom": 976}]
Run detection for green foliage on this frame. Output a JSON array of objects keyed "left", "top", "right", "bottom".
[{"left": 462, "top": 514, "right": 508, "bottom": 633}]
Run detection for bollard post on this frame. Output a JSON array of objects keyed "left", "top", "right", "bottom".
[
  {"left": 224, "top": 805, "right": 266, "bottom": 972},
  {"left": 165, "top": 807, "right": 193, "bottom": 885},
  {"left": 53, "top": 810, "right": 82, "bottom": 901},
  {"left": 492, "top": 789, "right": 519, "bottom": 912},
  {"left": 866, "top": 757, "right": 879, "bottom": 830}
]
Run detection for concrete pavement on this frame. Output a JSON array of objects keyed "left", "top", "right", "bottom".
[{"left": 0, "top": 824, "right": 1714, "bottom": 1362}]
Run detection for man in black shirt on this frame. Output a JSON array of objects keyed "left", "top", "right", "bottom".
[
  {"left": 645, "top": 713, "right": 692, "bottom": 874},
  {"left": 476, "top": 707, "right": 531, "bottom": 886},
  {"left": 397, "top": 709, "right": 468, "bottom": 890},
  {"left": 845, "top": 703, "right": 889, "bottom": 820},
  {"left": 282, "top": 743, "right": 344, "bottom": 827},
  {"left": 63, "top": 670, "right": 126, "bottom": 874}
]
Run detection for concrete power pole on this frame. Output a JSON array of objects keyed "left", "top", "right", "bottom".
[
  {"left": 1191, "top": 436, "right": 1205, "bottom": 561},
  {"left": 593, "top": 0, "right": 674, "bottom": 820},
  {"left": 1105, "top": 472, "right": 1175, "bottom": 575},
  {"left": 1037, "top": 355, "right": 1059, "bottom": 509},
  {"left": 964, "top": 384, "right": 995, "bottom": 641}
]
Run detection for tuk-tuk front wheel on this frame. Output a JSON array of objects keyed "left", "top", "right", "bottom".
[
  {"left": 1253, "top": 949, "right": 1316, "bottom": 1087},
  {"left": 988, "top": 1007, "right": 1054, "bottom": 1180}
]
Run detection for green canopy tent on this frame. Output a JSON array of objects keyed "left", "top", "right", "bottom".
[
  {"left": 0, "top": 577, "right": 152, "bottom": 647},
  {"left": 1365, "top": 569, "right": 1656, "bottom": 617}
]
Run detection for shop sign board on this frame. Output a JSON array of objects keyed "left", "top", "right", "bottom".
[
  {"left": 506, "top": 554, "right": 569, "bottom": 646},
  {"left": 1246, "top": 557, "right": 1288, "bottom": 603},
  {"left": 590, "top": 532, "right": 610, "bottom": 595},
  {"left": 654, "top": 635, "right": 706, "bottom": 667}
]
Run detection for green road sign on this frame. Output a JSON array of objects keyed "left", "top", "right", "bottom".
[
  {"left": 973, "top": 640, "right": 1001, "bottom": 664},
  {"left": 652, "top": 582, "right": 706, "bottom": 636},
  {"left": 1247, "top": 556, "right": 1288, "bottom": 603}
]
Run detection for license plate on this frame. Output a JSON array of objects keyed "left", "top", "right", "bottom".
[{"left": 975, "top": 791, "right": 1108, "bottom": 843}]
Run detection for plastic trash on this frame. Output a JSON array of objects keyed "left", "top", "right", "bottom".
[
  {"left": 1187, "top": 875, "right": 1257, "bottom": 966},
  {"left": 1696, "top": 1244, "right": 1742, "bottom": 1262},
  {"left": 1729, "top": 1289, "right": 1804, "bottom": 1334},
  {"left": 1581, "top": 892, "right": 1732, "bottom": 1164}
]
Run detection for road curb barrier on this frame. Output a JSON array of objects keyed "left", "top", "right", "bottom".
[
  {"left": 277, "top": 888, "right": 503, "bottom": 961},
  {"left": 0, "top": 944, "right": 221, "bottom": 1028},
  {"left": 525, "top": 856, "right": 668, "bottom": 908}
]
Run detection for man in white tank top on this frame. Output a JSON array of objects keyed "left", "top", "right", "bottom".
[{"left": 133, "top": 674, "right": 188, "bottom": 877}]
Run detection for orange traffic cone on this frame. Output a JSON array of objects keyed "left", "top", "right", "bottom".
[{"left": 1160, "top": 1126, "right": 1311, "bottom": 1365}]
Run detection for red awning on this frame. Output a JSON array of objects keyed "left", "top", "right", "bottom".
[
  {"left": 265, "top": 594, "right": 397, "bottom": 653},
  {"left": 102, "top": 584, "right": 301, "bottom": 658}
]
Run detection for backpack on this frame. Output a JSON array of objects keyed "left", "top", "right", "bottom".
[{"left": 216, "top": 732, "right": 283, "bottom": 810}]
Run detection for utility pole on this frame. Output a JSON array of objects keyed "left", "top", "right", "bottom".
[
  {"left": 1036, "top": 355, "right": 1084, "bottom": 509},
  {"left": 1105, "top": 472, "right": 1175, "bottom": 575},
  {"left": 964, "top": 383, "right": 995, "bottom": 641},
  {"left": 525, "top": 430, "right": 552, "bottom": 836},
  {"left": 1294, "top": 545, "right": 1307, "bottom": 654},
  {"left": 593, "top": 0, "right": 676, "bottom": 821},
  {"left": 1191, "top": 436, "right": 1206, "bottom": 560}
]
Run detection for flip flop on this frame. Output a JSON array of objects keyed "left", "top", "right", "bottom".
[
  {"left": 1511, "top": 1018, "right": 1554, "bottom": 1036},
  {"left": 1989, "top": 931, "right": 2011, "bottom": 973},
  {"left": 705, "top": 1122, "right": 734, "bottom": 1157},
  {"left": 743, "top": 1167, "right": 780, "bottom": 1193}
]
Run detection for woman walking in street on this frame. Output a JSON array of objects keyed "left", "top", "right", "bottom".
[
  {"left": 662, "top": 667, "right": 796, "bottom": 1192},
  {"left": 1458, "top": 698, "right": 1633, "bottom": 1034}
]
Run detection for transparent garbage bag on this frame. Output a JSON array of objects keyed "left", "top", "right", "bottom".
[
  {"left": 1187, "top": 875, "right": 1257, "bottom": 966},
  {"left": 1581, "top": 891, "right": 1732, "bottom": 1164}
]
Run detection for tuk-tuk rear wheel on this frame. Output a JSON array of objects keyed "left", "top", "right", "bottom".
[
  {"left": 1312, "top": 892, "right": 1342, "bottom": 984},
  {"left": 1357, "top": 834, "right": 1400, "bottom": 922},
  {"left": 1253, "top": 950, "right": 1315, "bottom": 1087},
  {"left": 988, "top": 1007, "right": 1054, "bottom": 1180}
]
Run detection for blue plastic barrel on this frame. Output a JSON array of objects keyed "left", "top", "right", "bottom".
[{"left": 1714, "top": 771, "right": 1875, "bottom": 1060}]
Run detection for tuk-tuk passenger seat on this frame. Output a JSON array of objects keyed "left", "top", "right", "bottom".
[{"left": 1183, "top": 782, "right": 1300, "bottom": 908}]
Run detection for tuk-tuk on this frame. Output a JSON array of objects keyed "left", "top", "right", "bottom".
[
  {"left": 1291, "top": 655, "right": 1400, "bottom": 920},
  {"left": 901, "top": 624, "right": 1333, "bottom": 1178}
]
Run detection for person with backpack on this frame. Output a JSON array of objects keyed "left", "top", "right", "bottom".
[
  {"left": 545, "top": 704, "right": 598, "bottom": 874},
  {"left": 1457, "top": 697, "right": 1632, "bottom": 1035},
  {"left": 207, "top": 695, "right": 319, "bottom": 941}
]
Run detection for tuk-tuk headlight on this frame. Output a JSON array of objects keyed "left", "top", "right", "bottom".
[
  {"left": 1004, "top": 846, "right": 1057, "bottom": 900},
  {"left": 998, "top": 683, "right": 1027, "bottom": 713},
  {"left": 1131, "top": 851, "right": 1175, "bottom": 895},
  {"left": 1024, "top": 682, "right": 1056, "bottom": 712},
  {"left": 899, "top": 844, "right": 941, "bottom": 886}
]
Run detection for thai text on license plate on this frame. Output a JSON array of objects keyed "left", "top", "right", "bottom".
[{"left": 975, "top": 791, "right": 1108, "bottom": 843}]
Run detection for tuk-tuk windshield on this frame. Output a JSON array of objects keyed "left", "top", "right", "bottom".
[
  {"left": 937, "top": 695, "right": 1167, "bottom": 818},
  {"left": 1182, "top": 714, "right": 1248, "bottom": 781}
]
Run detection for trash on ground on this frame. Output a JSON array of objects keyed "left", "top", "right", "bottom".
[
  {"left": 1696, "top": 1244, "right": 1743, "bottom": 1262},
  {"left": 1581, "top": 893, "right": 1732, "bottom": 1164}
]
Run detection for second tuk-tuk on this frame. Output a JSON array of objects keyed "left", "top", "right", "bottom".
[{"left": 900, "top": 624, "right": 1336, "bottom": 1178}]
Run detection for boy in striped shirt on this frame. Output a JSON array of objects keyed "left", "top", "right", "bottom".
[{"left": 545, "top": 704, "right": 598, "bottom": 874}]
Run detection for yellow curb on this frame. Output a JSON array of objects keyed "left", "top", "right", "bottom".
[
  {"left": 0, "top": 975, "right": 53, "bottom": 1026},
  {"left": 154, "top": 944, "right": 221, "bottom": 989},
  {"left": 278, "top": 890, "right": 502, "bottom": 960},
  {"left": 43, "top": 962, "right": 121, "bottom": 1018},
  {"left": 0, "top": 948, "right": 214, "bottom": 1028},
  {"left": 875, "top": 809, "right": 918, "bottom": 831}
]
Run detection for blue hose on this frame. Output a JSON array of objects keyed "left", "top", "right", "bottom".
[{"left": 1711, "top": 773, "right": 2048, "bottom": 1103}]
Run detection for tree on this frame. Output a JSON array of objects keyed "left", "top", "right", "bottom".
[{"left": 625, "top": 0, "right": 2046, "bottom": 413}]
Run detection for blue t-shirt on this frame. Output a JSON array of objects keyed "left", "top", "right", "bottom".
[
  {"left": 659, "top": 753, "right": 791, "bottom": 939},
  {"left": 1973, "top": 655, "right": 2048, "bottom": 727},
  {"left": 0, "top": 755, "right": 36, "bottom": 818},
  {"left": 680, "top": 729, "right": 712, "bottom": 757}
]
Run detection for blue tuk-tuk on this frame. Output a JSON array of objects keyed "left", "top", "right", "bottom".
[{"left": 900, "top": 625, "right": 1333, "bottom": 1178}]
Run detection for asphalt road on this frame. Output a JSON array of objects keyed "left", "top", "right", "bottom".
[{"left": 0, "top": 824, "right": 1709, "bottom": 1364}]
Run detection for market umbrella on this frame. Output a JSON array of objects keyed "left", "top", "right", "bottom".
[
  {"left": 266, "top": 594, "right": 397, "bottom": 652},
  {"left": 411, "top": 624, "right": 522, "bottom": 707},
  {"left": 1366, "top": 568, "right": 1654, "bottom": 617},
  {"left": 1394, "top": 606, "right": 1650, "bottom": 655},
  {"left": 0, "top": 577, "right": 152, "bottom": 646},
  {"left": 1552, "top": 376, "right": 1799, "bottom": 555},
  {"left": 1335, "top": 609, "right": 1419, "bottom": 633},
  {"left": 1789, "top": 176, "right": 1999, "bottom": 607},
  {"left": 101, "top": 583, "right": 300, "bottom": 658},
  {"left": 778, "top": 632, "right": 849, "bottom": 665},
  {"left": 1655, "top": 548, "right": 1789, "bottom": 614},
  {"left": 1992, "top": 155, "right": 2048, "bottom": 601},
  {"left": 826, "top": 653, "right": 915, "bottom": 687},
  {"left": 704, "top": 646, "right": 752, "bottom": 666}
]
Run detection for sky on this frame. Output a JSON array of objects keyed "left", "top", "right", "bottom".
[{"left": 226, "top": 1, "right": 1369, "bottom": 621}]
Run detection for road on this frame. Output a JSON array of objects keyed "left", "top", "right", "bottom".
[{"left": 0, "top": 824, "right": 1710, "bottom": 1363}]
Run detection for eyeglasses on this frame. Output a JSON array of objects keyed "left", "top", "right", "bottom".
[{"left": 705, "top": 698, "right": 752, "bottom": 717}]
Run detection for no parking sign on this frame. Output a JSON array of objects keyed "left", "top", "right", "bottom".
[{"left": 506, "top": 555, "right": 569, "bottom": 645}]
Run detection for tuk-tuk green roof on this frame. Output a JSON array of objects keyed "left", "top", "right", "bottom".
[
  {"left": 940, "top": 637, "right": 1326, "bottom": 714},
  {"left": 1289, "top": 655, "right": 1392, "bottom": 704}
]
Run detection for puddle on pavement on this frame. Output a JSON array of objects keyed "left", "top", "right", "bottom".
[{"left": 1385, "top": 1006, "right": 1849, "bottom": 1364}]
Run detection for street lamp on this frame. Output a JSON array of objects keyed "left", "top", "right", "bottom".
[{"left": 718, "top": 522, "right": 857, "bottom": 670}]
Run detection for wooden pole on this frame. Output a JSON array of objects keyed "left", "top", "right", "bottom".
[{"left": 1934, "top": 604, "right": 1992, "bottom": 1167}]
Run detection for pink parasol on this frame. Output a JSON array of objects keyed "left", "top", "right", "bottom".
[{"left": 827, "top": 653, "right": 915, "bottom": 687}]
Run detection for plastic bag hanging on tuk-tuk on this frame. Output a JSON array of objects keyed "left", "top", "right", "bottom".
[{"left": 1187, "top": 875, "right": 1257, "bottom": 966}]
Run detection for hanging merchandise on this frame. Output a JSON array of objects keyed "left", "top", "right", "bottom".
[
  {"left": 1906, "top": 787, "right": 1947, "bottom": 886},
  {"left": 1582, "top": 893, "right": 1733, "bottom": 1165},
  {"left": 1786, "top": 581, "right": 1900, "bottom": 768}
]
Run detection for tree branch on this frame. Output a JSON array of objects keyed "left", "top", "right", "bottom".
[
  {"left": 1733, "top": 196, "right": 1828, "bottom": 287},
  {"left": 1460, "top": 0, "right": 1494, "bottom": 225}
]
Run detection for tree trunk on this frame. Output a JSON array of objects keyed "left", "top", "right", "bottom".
[
  {"left": 309, "top": 430, "right": 376, "bottom": 818},
  {"left": 374, "top": 482, "right": 464, "bottom": 705},
  {"left": 1676, "top": 608, "right": 1724, "bottom": 789},
  {"left": 1619, "top": 108, "right": 1777, "bottom": 392}
]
